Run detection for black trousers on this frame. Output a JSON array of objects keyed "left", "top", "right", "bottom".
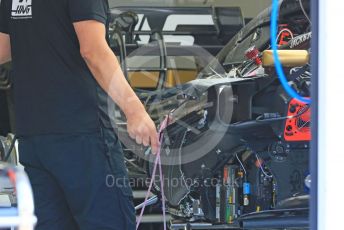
[{"left": 18, "top": 128, "right": 135, "bottom": 230}]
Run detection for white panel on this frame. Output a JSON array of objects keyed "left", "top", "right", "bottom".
[
  {"left": 163, "top": 35, "right": 195, "bottom": 46},
  {"left": 163, "top": 15, "right": 214, "bottom": 31},
  {"left": 318, "top": 0, "right": 344, "bottom": 230},
  {"left": 162, "top": 14, "right": 213, "bottom": 45},
  {"left": 134, "top": 14, "right": 152, "bottom": 44},
  {"left": 134, "top": 14, "right": 145, "bottom": 31}
]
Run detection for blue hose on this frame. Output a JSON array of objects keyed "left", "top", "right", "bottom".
[{"left": 270, "top": 0, "right": 311, "bottom": 104}]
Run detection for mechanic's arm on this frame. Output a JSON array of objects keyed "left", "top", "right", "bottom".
[
  {"left": 0, "top": 33, "right": 11, "bottom": 64},
  {"left": 73, "top": 20, "right": 159, "bottom": 153}
]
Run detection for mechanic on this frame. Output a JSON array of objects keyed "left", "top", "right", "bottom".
[{"left": 0, "top": 0, "right": 159, "bottom": 229}]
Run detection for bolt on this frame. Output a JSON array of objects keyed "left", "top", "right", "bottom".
[{"left": 276, "top": 145, "right": 284, "bottom": 154}]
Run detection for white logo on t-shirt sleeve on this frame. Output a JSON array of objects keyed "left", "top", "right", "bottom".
[{"left": 11, "top": 0, "right": 32, "bottom": 19}]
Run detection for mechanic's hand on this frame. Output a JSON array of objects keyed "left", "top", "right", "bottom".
[{"left": 127, "top": 110, "right": 159, "bottom": 154}]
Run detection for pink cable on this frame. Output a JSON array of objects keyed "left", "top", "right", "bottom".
[
  {"left": 136, "top": 117, "right": 169, "bottom": 230},
  {"left": 158, "top": 154, "right": 167, "bottom": 230}
]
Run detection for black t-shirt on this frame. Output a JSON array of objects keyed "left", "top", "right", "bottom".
[{"left": 0, "top": 0, "right": 111, "bottom": 136}]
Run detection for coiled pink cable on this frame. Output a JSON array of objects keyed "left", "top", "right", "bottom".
[{"left": 136, "top": 117, "right": 168, "bottom": 230}]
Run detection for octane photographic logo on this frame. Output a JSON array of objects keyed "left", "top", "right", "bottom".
[
  {"left": 107, "top": 41, "right": 234, "bottom": 166},
  {"left": 11, "top": 0, "right": 32, "bottom": 19}
]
